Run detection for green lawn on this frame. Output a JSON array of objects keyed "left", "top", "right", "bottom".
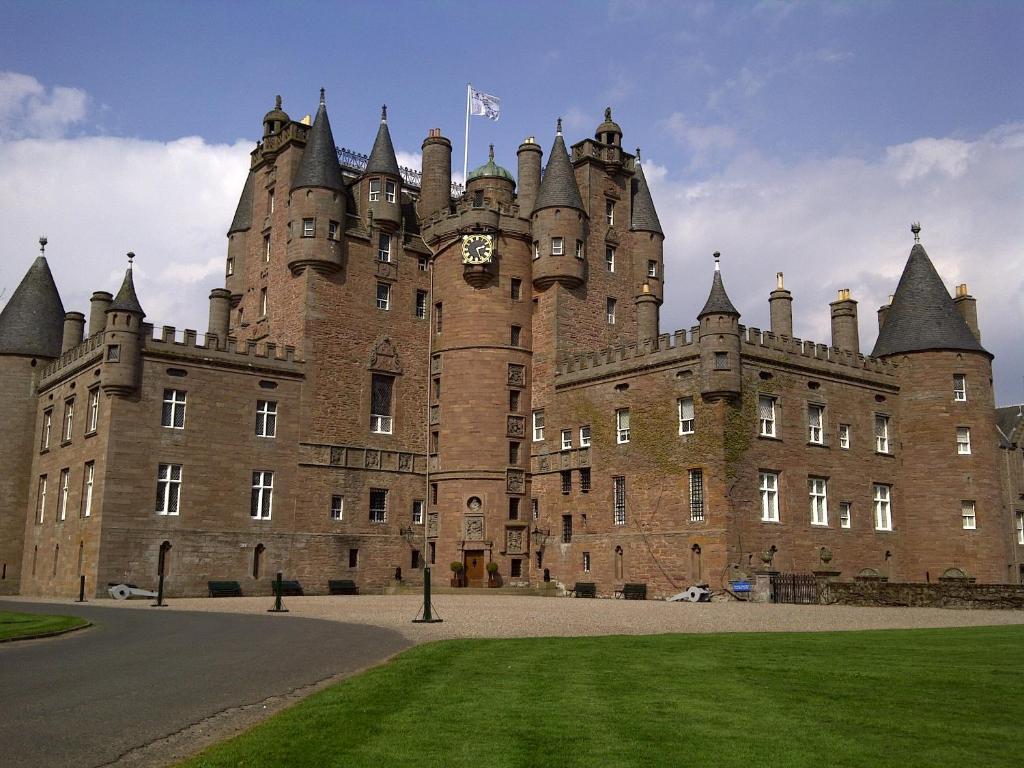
[
  {"left": 0, "top": 610, "right": 88, "bottom": 641},
  {"left": 182, "top": 626, "right": 1024, "bottom": 768}
]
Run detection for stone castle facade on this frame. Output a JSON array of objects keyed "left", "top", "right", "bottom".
[{"left": 2, "top": 92, "right": 1023, "bottom": 598}]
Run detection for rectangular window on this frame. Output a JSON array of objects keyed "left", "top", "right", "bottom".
[
  {"left": 532, "top": 409, "right": 545, "bottom": 441},
  {"left": 956, "top": 426, "right": 971, "bottom": 455},
  {"left": 809, "top": 477, "right": 828, "bottom": 525},
  {"left": 575, "top": 240, "right": 584, "bottom": 260},
  {"left": 531, "top": 497, "right": 539, "bottom": 521},
  {"left": 156, "top": 463, "right": 182, "bottom": 516},
  {"left": 1017, "top": 512, "right": 1024, "bottom": 545},
  {"left": 607, "top": 297, "right": 616, "bottom": 324},
  {"left": 41, "top": 409, "right": 52, "bottom": 450},
  {"left": 605, "top": 246, "right": 615, "bottom": 272},
  {"left": 509, "top": 389, "right": 520, "bottom": 412},
  {"left": 371, "top": 374, "right": 394, "bottom": 434},
  {"left": 840, "top": 501, "right": 852, "bottom": 529},
  {"left": 385, "top": 179, "right": 397, "bottom": 203},
  {"left": 349, "top": 548, "right": 359, "bottom": 568},
  {"left": 376, "top": 282, "right": 390, "bottom": 310},
  {"left": 418, "top": 255, "right": 429, "bottom": 271},
  {"left": 954, "top": 374, "right": 967, "bottom": 401},
  {"left": 263, "top": 235, "right": 271, "bottom": 262},
  {"left": 330, "top": 495, "right": 344, "bottom": 521},
  {"left": 759, "top": 396, "right": 776, "bottom": 437},
  {"left": 839, "top": 424, "right": 850, "bottom": 449},
  {"left": 430, "top": 430, "right": 439, "bottom": 453},
  {"left": 81, "top": 461, "right": 95, "bottom": 518},
  {"left": 251, "top": 470, "right": 273, "bottom": 519},
  {"left": 511, "top": 325, "right": 522, "bottom": 346},
  {"left": 37, "top": 475, "right": 47, "bottom": 524},
  {"left": 689, "top": 468, "right": 704, "bottom": 522},
  {"left": 551, "top": 237, "right": 564, "bottom": 256},
  {"left": 511, "top": 278, "right": 522, "bottom": 300},
  {"left": 302, "top": 218, "right": 315, "bottom": 237},
  {"left": 647, "top": 260, "right": 657, "bottom": 278},
  {"left": 510, "top": 558, "right": 522, "bottom": 578},
  {"left": 62, "top": 399, "right": 75, "bottom": 442},
  {"left": 678, "top": 397, "right": 695, "bottom": 435},
  {"left": 106, "top": 344, "right": 120, "bottom": 362},
  {"left": 86, "top": 389, "right": 100, "bottom": 433},
  {"left": 961, "top": 500, "right": 976, "bottom": 530},
  {"left": 434, "top": 302, "right": 443, "bottom": 333},
  {"left": 430, "top": 482, "right": 438, "bottom": 505},
  {"left": 875, "top": 415, "right": 890, "bottom": 453},
  {"left": 616, "top": 409, "right": 630, "bottom": 444},
  {"left": 162, "top": 389, "right": 187, "bottom": 429},
  {"left": 760, "top": 471, "right": 779, "bottom": 522},
  {"left": 561, "top": 470, "right": 571, "bottom": 495},
  {"left": 226, "top": 256, "right": 234, "bottom": 276},
  {"left": 606, "top": 199, "right": 615, "bottom": 226},
  {"left": 473, "top": 190, "right": 484, "bottom": 207},
  {"left": 369, "top": 488, "right": 388, "bottom": 523},
  {"left": 256, "top": 400, "right": 278, "bottom": 437},
  {"left": 260, "top": 287, "right": 268, "bottom": 317},
  {"left": 613, "top": 476, "right": 626, "bottom": 525},
  {"left": 580, "top": 425, "right": 591, "bottom": 447},
  {"left": 533, "top": 241, "right": 540, "bottom": 260},
  {"left": 413, "top": 499, "right": 424, "bottom": 525},
  {"left": 561, "top": 514, "right": 573, "bottom": 543},
  {"left": 268, "top": 189, "right": 275, "bottom": 213},
  {"left": 58, "top": 468, "right": 70, "bottom": 521},
  {"left": 328, "top": 220, "right": 339, "bottom": 240},
  {"left": 808, "top": 404, "right": 824, "bottom": 445},
  {"left": 561, "top": 429, "right": 572, "bottom": 451},
  {"left": 377, "top": 232, "right": 391, "bottom": 262},
  {"left": 583, "top": 552, "right": 591, "bottom": 573},
  {"left": 580, "top": 467, "right": 591, "bottom": 493},
  {"left": 508, "top": 497, "right": 520, "bottom": 520},
  {"left": 415, "top": 290, "right": 428, "bottom": 320},
  {"left": 369, "top": 178, "right": 381, "bottom": 201},
  {"left": 714, "top": 352, "right": 728, "bottom": 370},
  {"left": 873, "top": 484, "right": 892, "bottom": 531}
]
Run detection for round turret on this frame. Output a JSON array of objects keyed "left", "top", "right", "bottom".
[
  {"left": 595, "top": 107, "right": 622, "bottom": 147},
  {"left": 102, "top": 254, "right": 145, "bottom": 397},
  {"left": 362, "top": 105, "right": 403, "bottom": 229},
  {"left": 262, "top": 95, "right": 290, "bottom": 139},
  {"left": 697, "top": 254, "right": 742, "bottom": 401},
  {"left": 531, "top": 120, "right": 587, "bottom": 290}
]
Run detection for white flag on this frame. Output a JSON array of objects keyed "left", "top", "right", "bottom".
[{"left": 470, "top": 88, "right": 501, "bottom": 121}]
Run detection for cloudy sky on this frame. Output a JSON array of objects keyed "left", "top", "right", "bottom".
[{"left": 1, "top": 0, "right": 1022, "bottom": 403}]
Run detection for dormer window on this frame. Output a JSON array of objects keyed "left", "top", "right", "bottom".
[
  {"left": 385, "top": 180, "right": 397, "bottom": 203},
  {"left": 369, "top": 178, "right": 381, "bottom": 202}
]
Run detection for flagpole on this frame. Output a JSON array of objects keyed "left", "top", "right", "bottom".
[{"left": 463, "top": 83, "right": 471, "bottom": 185}]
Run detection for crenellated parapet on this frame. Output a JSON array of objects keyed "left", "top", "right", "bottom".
[
  {"left": 141, "top": 324, "right": 303, "bottom": 373},
  {"left": 38, "top": 332, "right": 105, "bottom": 387},
  {"left": 420, "top": 197, "right": 530, "bottom": 247},
  {"left": 741, "top": 326, "right": 895, "bottom": 379}
]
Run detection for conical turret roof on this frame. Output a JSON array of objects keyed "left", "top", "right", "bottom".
[
  {"left": 698, "top": 257, "right": 739, "bottom": 317},
  {"left": 228, "top": 170, "right": 255, "bottom": 235},
  {"left": 534, "top": 121, "right": 584, "bottom": 212},
  {"left": 0, "top": 253, "right": 65, "bottom": 357},
  {"left": 364, "top": 105, "right": 402, "bottom": 177},
  {"left": 871, "top": 240, "right": 986, "bottom": 357},
  {"left": 292, "top": 90, "right": 344, "bottom": 191},
  {"left": 109, "top": 260, "right": 145, "bottom": 316},
  {"left": 630, "top": 154, "right": 662, "bottom": 235}
]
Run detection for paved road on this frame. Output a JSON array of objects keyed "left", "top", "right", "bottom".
[{"left": 0, "top": 600, "right": 411, "bottom": 768}]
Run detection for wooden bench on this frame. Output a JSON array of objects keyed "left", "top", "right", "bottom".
[
  {"left": 328, "top": 579, "right": 359, "bottom": 595},
  {"left": 615, "top": 583, "right": 647, "bottom": 600},
  {"left": 271, "top": 580, "right": 304, "bottom": 597},
  {"left": 208, "top": 580, "right": 243, "bottom": 597},
  {"left": 570, "top": 582, "right": 597, "bottom": 598}
]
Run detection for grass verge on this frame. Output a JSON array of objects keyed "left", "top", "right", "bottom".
[
  {"left": 181, "top": 626, "right": 1024, "bottom": 768},
  {"left": 0, "top": 610, "right": 89, "bottom": 642}
]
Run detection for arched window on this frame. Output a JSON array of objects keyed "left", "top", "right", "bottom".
[
  {"left": 614, "top": 546, "right": 623, "bottom": 581},
  {"left": 253, "top": 543, "right": 265, "bottom": 579}
]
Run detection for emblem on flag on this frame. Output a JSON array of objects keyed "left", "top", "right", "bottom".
[{"left": 470, "top": 88, "right": 501, "bottom": 121}]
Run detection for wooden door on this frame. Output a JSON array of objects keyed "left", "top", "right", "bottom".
[{"left": 465, "top": 551, "right": 485, "bottom": 587}]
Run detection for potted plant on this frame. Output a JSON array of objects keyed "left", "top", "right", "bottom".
[
  {"left": 486, "top": 560, "right": 500, "bottom": 587},
  {"left": 450, "top": 561, "right": 464, "bottom": 588}
]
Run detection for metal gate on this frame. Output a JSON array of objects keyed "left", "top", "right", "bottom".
[{"left": 770, "top": 573, "right": 818, "bottom": 604}]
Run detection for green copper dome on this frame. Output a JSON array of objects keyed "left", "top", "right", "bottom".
[{"left": 467, "top": 144, "right": 514, "bottom": 182}]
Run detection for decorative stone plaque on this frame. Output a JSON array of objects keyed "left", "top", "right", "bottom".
[
  {"left": 427, "top": 512, "right": 439, "bottom": 538},
  {"left": 506, "top": 528, "right": 524, "bottom": 554},
  {"left": 464, "top": 515, "right": 485, "bottom": 540},
  {"left": 507, "top": 364, "right": 526, "bottom": 387},
  {"left": 368, "top": 337, "right": 403, "bottom": 374},
  {"left": 364, "top": 450, "right": 380, "bottom": 468},
  {"left": 330, "top": 446, "right": 344, "bottom": 465},
  {"left": 506, "top": 468, "right": 525, "bottom": 494},
  {"left": 507, "top": 415, "right": 525, "bottom": 438}
]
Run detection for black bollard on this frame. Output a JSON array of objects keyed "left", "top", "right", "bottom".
[
  {"left": 76, "top": 574, "right": 86, "bottom": 603},
  {"left": 153, "top": 572, "right": 166, "bottom": 607},
  {"left": 268, "top": 571, "right": 288, "bottom": 613}
]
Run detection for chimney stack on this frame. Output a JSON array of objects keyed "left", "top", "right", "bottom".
[
  {"left": 768, "top": 272, "right": 793, "bottom": 337},
  {"left": 830, "top": 288, "right": 859, "bottom": 352},
  {"left": 953, "top": 283, "right": 981, "bottom": 342},
  {"left": 419, "top": 128, "right": 452, "bottom": 219},
  {"left": 517, "top": 137, "right": 543, "bottom": 217},
  {"left": 89, "top": 291, "right": 113, "bottom": 336},
  {"left": 877, "top": 294, "right": 893, "bottom": 333},
  {"left": 62, "top": 311, "right": 85, "bottom": 353},
  {"left": 207, "top": 288, "right": 232, "bottom": 348}
]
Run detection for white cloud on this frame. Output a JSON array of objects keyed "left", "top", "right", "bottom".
[
  {"left": 647, "top": 123, "right": 1024, "bottom": 404},
  {"left": 0, "top": 72, "right": 88, "bottom": 140},
  {"left": 660, "top": 112, "right": 738, "bottom": 166}
]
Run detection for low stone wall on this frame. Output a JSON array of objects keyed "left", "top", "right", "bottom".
[{"left": 822, "top": 580, "right": 1024, "bottom": 610}]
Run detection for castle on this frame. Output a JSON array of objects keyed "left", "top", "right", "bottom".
[{"left": 2, "top": 91, "right": 1022, "bottom": 598}]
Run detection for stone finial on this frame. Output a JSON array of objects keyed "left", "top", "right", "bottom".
[
  {"left": 381, "top": 104, "right": 388, "bottom": 122},
  {"left": 635, "top": 147, "right": 641, "bottom": 161},
  {"left": 319, "top": 87, "right": 325, "bottom": 106},
  {"left": 127, "top": 251, "right": 135, "bottom": 267},
  {"left": 713, "top": 251, "right": 721, "bottom": 272},
  {"left": 605, "top": 106, "right": 612, "bottom": 121},
  {"left": 489, "top": 143, "right": 494, "bottom": 161},
  {"left": 39, "top": 236, "right": 47, "bottom": 256},
  {"left": 911, "top": 221, "right": 921, "bottom": 243},
  {"left": 556, "top": 117, "right": 562, "bottom": 135},
  {"left": 275, "top": 95, "right": 282, "bottom": 109},
  {"left": 776, "top": 272, "right": 784, "bottom": 289}
]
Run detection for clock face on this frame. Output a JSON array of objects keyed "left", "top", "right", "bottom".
[{"left": 461, "top": 234, "right": 494, "bottom": 265}]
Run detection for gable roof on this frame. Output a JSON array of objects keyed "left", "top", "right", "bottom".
[
  {"left": 292, "top": 97, "right": 344, "bottom": 192},
  {"left": 0, "top": 255, "right": 65, "bottom": 357},
  {"left": 534, "top": 128, "right": 584, "bottom": 212}
]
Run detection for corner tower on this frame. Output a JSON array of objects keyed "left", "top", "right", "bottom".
[
  {"left": 629, "top": 150, "right": 664, "bottom": 342},
  {"left": 102, "top": 255, "right": 145, "bottom": 397},
  {"left": 697, "top": 253, "right": 742, "bottom": 401},
  {"left": 531, "top": 119, "right": 587, "bottom": 290}
]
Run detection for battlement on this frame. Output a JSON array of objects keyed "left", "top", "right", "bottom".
[
  {"left": 39, "top": 332, "right": 104, "bottom": 385},
  {"left": 556, "top": 328, "right": 700, "bottom": 383},
  {"left": 142, "top": 324, "right": 302, "bottom": 369},
  {"left": 739, "top": 326, "right": 894, "bottom": 377},
  {"left": 420, "top": 196, "right": 531, "bottom": 244}
]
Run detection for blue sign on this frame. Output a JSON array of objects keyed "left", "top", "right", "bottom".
[{"left": 730, "top": 581, "right": 752, "bottom": 592}]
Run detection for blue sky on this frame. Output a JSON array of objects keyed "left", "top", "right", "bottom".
[{"left": 1, "top": 0, "right": 1023, "bottom": 402}]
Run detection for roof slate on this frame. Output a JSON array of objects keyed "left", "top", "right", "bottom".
[
  {"left": 0, "top": 256, "right": 65, "bottom": 357},
  {"left": 227, "top": 170, "right": 255, "bottom": 234},
  {"left": 534, "top": 133, "right": 584, "bottom": 212},
  {"left": 365, "top": 111, "right": 402, "bottom": 178},
  {"left": 699, "top": 269, "right": 740, "bottom": 317},
  {"left": 871, "top": 243, "right": 986, "bottom": 357},
  {"left": 996, "top": 405, "right": 1024, "bottom": 448},
  {"left": 292, "top": 102, "right": 344, "bottom": 191},
  {"left": 630, "top": 161, "right": 662, "bottom": 234},
  {"left": 109, "top": 267, "right": 145, "bottom": 316}
]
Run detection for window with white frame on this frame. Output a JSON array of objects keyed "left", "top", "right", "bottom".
[
  {"left": 561, "top": 429, "right": 572, "bottom": 450},
  {"left": 37, "top": 475, "right": 47, "bottom": 524},
  {"left": 809, "top": 477, "right": 828, "bottom": 525},
  {"left": 162, "top": 389, "right": 186, "bottom": 429},
  {"left": 579, "top": 425, "right": 591, "bottom": 447},
  {"left": 268, "top": 189, "right": 275, "bottom": 213},
  {"left": 551, "top": 237, "right": 564, "bottom": 256},
  {"left": 251, "top": 471, "right": 274, "bottom": 519},
  {"left": 385, "top": 179, "right": 397, "bottom": 203},
  {"left": 328, "top": 220, "right": 339, "bottom": 240},
  {"left": 873, "top": 483, "right": 892, "bottom": 531},
  {"left": 678, "top": 397, "right": 695, "bottom": 435},
  {"left": 689, "top": 468, "right": 704, "bottom": 522},
  {"left": 419, "top": 255, "right": 429, "bottom": 271},
  {"left": 759, "top": 471, "right": 779, "bottom": 522},
  {"left": 330, "top": 495, "right": 343, "bottom": 521},
  {"left": 62, "top": 399, "right": 75, "bottom": 442},
  {"left": 369, "top": 488, "right": 388, "bottom": 523},
  {"left": 956, "top": 426, "right": 971, "bottom": 455},
  {"left": 606, "top": 297, "right": 616, "bottom": 324},
  {"left": 87, "top": 389, "right": 100, "bottom": 433},
  {"left": 156, "top": 463, "right": 182, "bottom": 516},
  {"left": 758, "top": 396, "right": 776, "bottom": 437},
  {"left": 416, "top": 290, "right": 427, "bottom": 320},
  {"left": 1017, "top": 511, "right": 1024, "bottom": 545},
  {"left": 82, "top": 461, "right": 94, "bottom": 518},
  {"left": 41, "top": 409, "right": 52, "bottom": 450},
  {"left": 616, "top": 408, "right": 630, "bottom": 444},
  {"left": 605, "top": 246, "right": 615, "bottom": 272},
  {"left": 839, "top": 424, "right": 850, "bottom": 449},
  {"left": 226, "top": 256, "right": 234, "bottom": 276},
  {"left": 413, "top": 499, "right": 424, "bottom": 525},
  {"left": 256, "top": 400, "right": 278, "bottom": 438},
  {"left": 613, "top": 476, "right": 626, "bottom": 525},
  {"left": 839, "top": 501, "right": 852, "bottom": 529},
  {"left": 961, "top": 500, "right": 976, "bottom": 530},
  {"left": 369, "top": 178, "right": 381, "bottom": 201},
  {"left": 371, "top": 374, "right": 394, "bottom": 434},
  {"left": 808, "top": 404, "right": 824, "bottom": 445},
  {"left": 575, "top": 240, "right": 584, "bottom": 260},
  {"left": 606, "top": 199, "right": 615, "bottom": 226},
  {"left": 377, "top": 232, "right": 391, "bottom": 262},
  {"left": 260, "top": 287, "right": 268, "bottom": 317},
  {"left": 583, "top": 551, "right": 591, "bottom": 572},
  {"left": 532, "top": 242, "right": 539, "bottom": 260},
  {"left": 647, "top": 260, "right": 657, "bottom": 278},
  {"left": 532, "top": 409, "right": 545, "bottom": 441},
  {"left": 302, "top": 218, "right": 315, "bottom": 237},
  {"left": 58, "top": 468, "right": 70, "bottom": 521},
  {"left": 954, "top": 374, "right": 967, "bottom": 402},
  {"left": 875, "top": 414, "right": 890, "bottom": 453},
  {"left": 376, "top": 282, "right": 390, "bottom": 310}
]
